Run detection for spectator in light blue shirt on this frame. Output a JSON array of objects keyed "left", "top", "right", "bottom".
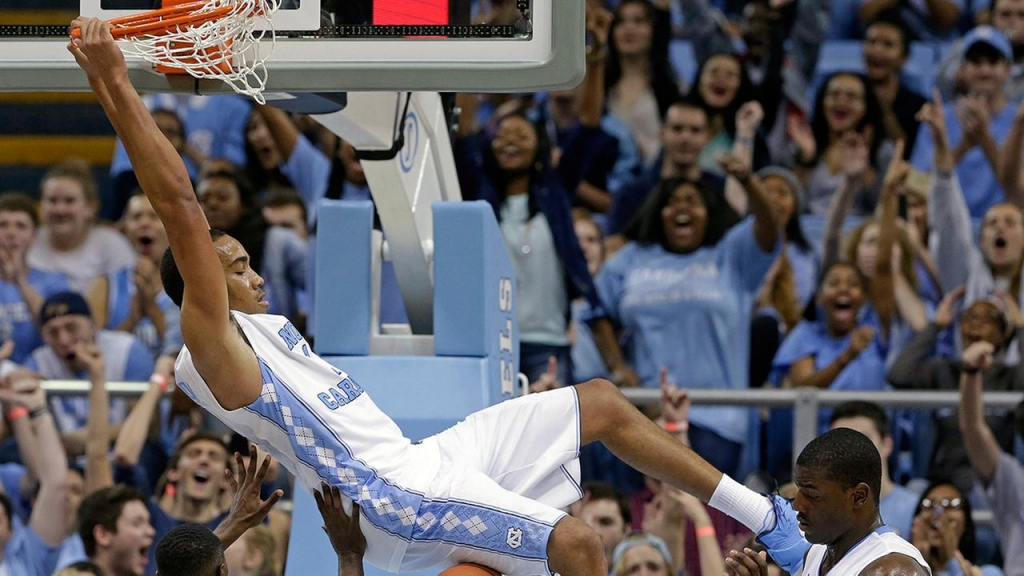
[
  {"left": 0, "top": 193, "right": 69, "bottom": 364},
  {"left": 587, "top": 155, "right": 779, "bottom": 477},
  {"left": 911, "top": 26, "right": 1018, "bottom": 217},
  {"left": 24, "top": 291, "right": 154, "bottom": 435},
  {"left": 0, "top": 370, "right": 70, "bottom": 576}
]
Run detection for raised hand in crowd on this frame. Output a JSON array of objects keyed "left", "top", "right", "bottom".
[
  {"left": 658, "top": 367, "right": 691, "bottom": 444},
  {"left": 999, "top": 101, "right": 1024, "bottom": 200},
  {"left": 953, "top": 93, "right": 1002, "bottom": 179},
  {"left": 992, "top": 289, "right": 1024, "bottom": 334},
  {"left": 917, "top": 89, "right": 955, "bottom": 174},
  {"left": 717, "top": 152, "right": 778, "bottom": 252},
  {"left": 315, "top": 482, "right": 367, "bottom": 576},
  {"left": 934, "top": 285, "right": 967, "bottom": 329},
  {"left": 0, "top": 367, "right": 69, "bottom": 555},
  {"left": 847, "top": 325, "right": 877, "bottom": 358},
  {"left": 529, "top": 356, "right": 561, "bottom": 393},
  {"left": 727, "top": 101, "right": 766, "bottom": 215},
  {"left": 724, "top": 548, "right": 770, "bottom": 576},
  {"left": 787, "top": 115, "right": 817, "bottom": 167},
  {"left": 214, "top": 444, "right": 285, "bottom": 549},
  {"left": 643, "top": 482, "right": 687, "bottom": 572}
]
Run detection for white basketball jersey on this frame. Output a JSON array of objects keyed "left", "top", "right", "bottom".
[
  {"left": 174, "top": 311, "right": 442, "bottom": 569},
  {"left": 801, "top": 527, "right": 930, "bottom": 575}
]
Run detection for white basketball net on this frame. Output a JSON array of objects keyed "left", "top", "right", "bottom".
[{"left": 114, "top": 0, "right": 281, "bottom": 104}]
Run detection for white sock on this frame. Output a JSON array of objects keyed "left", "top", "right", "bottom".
[{"left": 707, "top": 474, "right": 776, "bottom": 534}]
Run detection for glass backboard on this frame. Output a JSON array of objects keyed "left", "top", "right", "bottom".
[{"left": 0, "top": 0, "right": 583, "bottom": 94}]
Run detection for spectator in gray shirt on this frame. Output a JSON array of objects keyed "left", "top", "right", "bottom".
[{"left": 958, "top": 341, "right": 1024, "bottom": 576}]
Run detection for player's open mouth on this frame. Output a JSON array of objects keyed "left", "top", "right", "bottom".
[
  {"left": 193, "top": 470, "right": 210, "bottom": 485},
  {"left": 995, "top": 237, "right": 1008, "bottom": 249}
]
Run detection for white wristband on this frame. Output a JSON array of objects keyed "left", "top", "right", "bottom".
[{"left": 708, "top": 474, "right": 776, "bottom": 534}]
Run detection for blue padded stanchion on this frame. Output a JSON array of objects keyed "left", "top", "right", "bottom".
[{"left": 285, "top": 201, "right": 519, "bottom": 576}]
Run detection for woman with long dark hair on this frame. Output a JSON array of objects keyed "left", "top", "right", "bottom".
[
  {"left": 453, "top": 11, "right": 613, "bottom": 386},
  {"left": 604, "top": 0, "right": 681, "bottom": 166},
  {"left": 789, "top": 72, "right": 895, "bottom": 215},
  {"left": 689, "top": 53, "right": 771, "bottom": 176}
]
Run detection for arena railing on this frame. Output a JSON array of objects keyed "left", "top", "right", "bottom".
[
  {"left": 38, "top": 381, "right": 1022, "bottom": 469},
  {"left": 39, "top": 381, "right": 1020, "bottom": 525}
]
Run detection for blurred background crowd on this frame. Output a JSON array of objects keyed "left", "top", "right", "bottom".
[{"left": 2, "top": 0, "right": 1024, "bottom": 573}]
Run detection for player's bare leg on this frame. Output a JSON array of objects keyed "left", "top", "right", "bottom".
[
  {"left": 546, "top": 515, "right": 607, "bottom": 576},
  {"left": 575, "top": 378, "right": 723, "bottom": 501}
]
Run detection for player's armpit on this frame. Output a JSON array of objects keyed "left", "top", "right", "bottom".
[
  {"left": 859, "top": 553, "right": 931, "bottom": 576},
  {"left": 182, "top": 312, "right": 263, "bottom": 410}
]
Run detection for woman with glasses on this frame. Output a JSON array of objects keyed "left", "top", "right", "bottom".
[{"left": 910, "top": 483, "right": 1005, "bottom": 576}]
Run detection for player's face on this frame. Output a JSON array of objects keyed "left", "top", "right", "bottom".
[
  {"left": 579, "top": 499, "right": 628, "bottom": 561},
  {"left": 40, "top": 177, "right": 95, "bottom": 241},
  {"left": 104, "top": 500, "right": 155, "bottom": 576},
  {"left": 123, "top": 195, "right": 169, "bottom": 261},
  {"left": 791, "top": 465, "right": 854, "bottom": 545},
  {"left": 215, "top": 236, "right": 269, "bottom": 314},
  {"left": 41, "top": 315, "right": 96, "bottom": 370},
  {"left": 0, "top": 210, "right": 36, "bottom": 253},
  {"left": 169, "top": 439, "right": 230, "bottom": 504}
]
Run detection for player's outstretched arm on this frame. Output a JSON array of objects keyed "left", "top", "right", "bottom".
[
  {"left": 68, "top": 18, "right": 262, "bottom": 409},
  {"left": 67, "top": 19, "right": 226, "bottom": 324}
]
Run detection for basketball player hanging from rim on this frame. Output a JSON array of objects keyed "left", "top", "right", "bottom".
[{"left": 68, "top": 15, "right": 931, "bottom": 576}]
